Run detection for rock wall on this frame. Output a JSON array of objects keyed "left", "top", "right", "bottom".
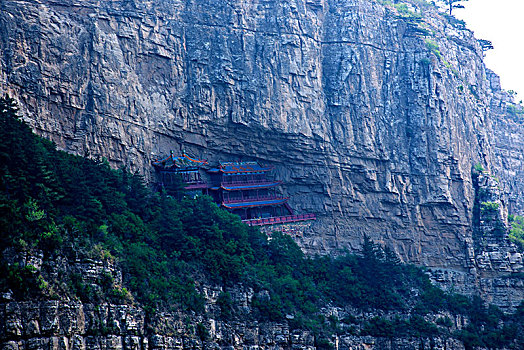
[
  {"left": 1, "top": 0, "right": 523, "bottom": 302},
  {"left": 487, "top": 71, "right": 524, "bottom": 215},
  {"left": 0, "top": 300, "right": 470, "bottom": 350},
  {"left": 1, "top": 250, "right": 473, "bottom": 350}
]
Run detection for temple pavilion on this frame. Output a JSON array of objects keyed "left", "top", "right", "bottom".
[
  {"left": 152, "top": 151, "right": 209, "bottom": 193},
  {"left": 207, "top": 161, "right": 315, "bottom": 226},
  {"left": 153, "top": 154, "right": 315, "bottom": 226}
]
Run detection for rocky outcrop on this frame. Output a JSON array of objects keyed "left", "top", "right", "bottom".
[
  {"left": 428, "top": 167, "right": 524, "bottom": 311},
  {"left": 472, "top": 170, "right": 523, "bottom": 309},
  {"left": 1, "top": 299, "right": 473, "bottom": 350},
  {"left": 488, "top": 71, "right": 524, "bottom": 215},
  {"left": 0, "top": 0, "right": 523, "bottom": 306},
  {"left": 0, "top": 247, "right": 476, "bottom": 350}
]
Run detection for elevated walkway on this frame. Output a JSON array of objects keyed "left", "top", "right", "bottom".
[
  {"left": 221, "top": 180, "right": 282, "bottom": 191},
  {"left": 242, "top": 213, "right": 316, "bottom": 226},
  {"left": 222, "top": 197, "right": 289, "bottom": 209}
]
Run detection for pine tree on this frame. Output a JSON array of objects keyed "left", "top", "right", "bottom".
[{"left": 440, "top": 0, "right": 469, "bottom": 15}]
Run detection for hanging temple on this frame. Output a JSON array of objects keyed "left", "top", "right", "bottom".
[{"left": 152, "top": 152, "right": 316, "bottom": 227}]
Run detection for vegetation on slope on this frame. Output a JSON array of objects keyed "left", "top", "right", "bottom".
[
  {"left": 0, "top": 95, "right": 522, "bottom": 349},
  {"left": 509, "top": 215, "right": 524, "bottom": 250}
]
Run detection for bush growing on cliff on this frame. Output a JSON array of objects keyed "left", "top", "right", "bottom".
[
  {"left": 480, "top": 201, "right": 501, "bottom": 220},
  {"left": 509, "top": 214, "right": 524, "bottom": 250},
  {"left": 473, "top": 162, "right": 485, "bottom": 173},
  {"left": 425, "top": 38, "right": 442, "bottom": 59},
  {"left": 506, "top": 104, "right": 524, "bottom": 120}
]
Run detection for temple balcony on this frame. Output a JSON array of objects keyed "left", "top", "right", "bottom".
[
  {"left": 222, "top": 195, "right": 287, "bottom": 204},
  {"left": 220, "top": 180, "right": 282, "bottom": 191},
  {"left": 221, "top": 196, "right": 289, "bottom": 209}
]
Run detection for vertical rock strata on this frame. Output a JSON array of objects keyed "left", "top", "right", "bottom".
[
  {"left": 0, "top": 0, "right": 523, "bottom": 303},
  {"left": 488, "top": 71, "right": 524, "bottom": 215},
  {"left": 0, "top": 300, "right": 467, "bottom": 350}
]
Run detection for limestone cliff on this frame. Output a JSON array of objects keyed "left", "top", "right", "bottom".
[
  {"left": 0, "top": 0, "right": 523, "bottom": 306},
  {"left": 0, "top": 300, "right": 469, "bottom": 350},
  {"left": 0, "top": 252, "right": 483, "bottom": 350}
]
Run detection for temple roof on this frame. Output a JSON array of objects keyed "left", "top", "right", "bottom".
[
  {"left": 222, "top": 197, "right": 288, "bottom": 209},
  {"left": 153, "top": 152, "right": 207, "bottom": 171},
  {"left": 208, "top": 161, "right": 273, "bottom": 174}
]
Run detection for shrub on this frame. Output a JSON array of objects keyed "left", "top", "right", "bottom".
[
  {"left": 473, "top": 163, "right": 484, "bottom": 173},
  {"left": 509, "top": 215, "right": 524, "bottom": 250},
  {"left": 217, "top": 291, "right": 234, "bottom": 319},
  {"left": 425, "top": 38, "right": 441, "bottom": 59}
]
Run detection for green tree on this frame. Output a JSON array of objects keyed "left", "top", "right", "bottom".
[
  {"left": 440, "top": 0, "right": 469, "bottom": 15},
  {"left": 509, "top": 215, "right": 524, "bottom": 250}
]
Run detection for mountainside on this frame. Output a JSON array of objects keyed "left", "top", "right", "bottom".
[
  {"left": 1, "top": 101, "right": 522, "bottom": 350},
  {"left": 0, "top": 0, "right": 523, "bottom": 307}
]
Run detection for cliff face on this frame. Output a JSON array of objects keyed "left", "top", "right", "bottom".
[
  {"left": 488, "top": 71, "right": 524, "bottom": 215},
  {"left": 0, "top": 252, "right": 473, "bottom": 350},
  {"left": 2, "top": 297, "right": 473, "bottom": 350},
  {"left": 0, "top": 301, "right": 468, "bottom": 350},
  {"left": 0, "top": 0, "right": 522, "bottom": 302}
]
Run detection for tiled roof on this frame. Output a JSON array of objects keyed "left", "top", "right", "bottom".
[{"left": 152, "top": 153, "right": 207, "bottom": 170}]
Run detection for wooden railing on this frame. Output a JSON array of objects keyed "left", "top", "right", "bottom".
[
  {"left": 242, "top": 214, "right": 316, "bottom": 226},
  {"left": 221, "top": 180, "right": 281, "bottom": 187},
  {"left": 222, "top": 195, "right": 287, "bottom": 204}
]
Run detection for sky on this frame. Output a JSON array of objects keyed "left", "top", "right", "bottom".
[{"left": 454, "top": 0, "right": 524, "bottom": 99}]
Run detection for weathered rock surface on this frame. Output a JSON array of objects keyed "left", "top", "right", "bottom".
[
  {"left": 1, "top": 250, "right": 476, "bottom": 350},
  {"left": 0, "top": 300, "right": 472, "bottom": 350},
  {"left": 0, "top": 0, "right": 523, "bottom": 306},
  {"left": 487, "top": 71, "right": 524, "bottom": 215}
]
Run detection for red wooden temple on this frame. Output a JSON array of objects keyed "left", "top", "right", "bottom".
[
  {"left": 153, "top": 155, "right": 315, "bottom": 226},
  {"left": 152, "top": 151, "right": 209, "bottom": 191},
  {"left": 207, "top": 161, "right": 316, "bottom": 226}
]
